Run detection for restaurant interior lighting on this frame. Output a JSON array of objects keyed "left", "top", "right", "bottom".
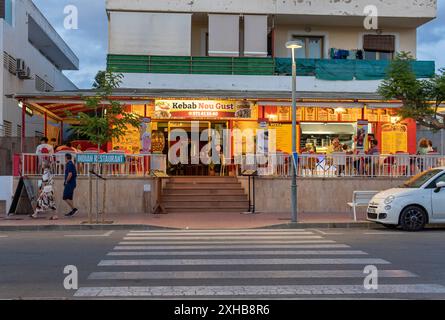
[{"left": 334, "top": 107, "right": 346, "bottom": 114}]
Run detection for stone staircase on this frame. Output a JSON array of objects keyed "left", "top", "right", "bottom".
[{"left": 162, "top": 176, "right": 249, "bottom": 213}]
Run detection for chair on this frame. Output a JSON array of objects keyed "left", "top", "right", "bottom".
[
  {"left": 347, "top": 191, "right": 379, "bottom": 221},
  {"left": 394, "top": 153, "right": 410, "bottom": 176}
]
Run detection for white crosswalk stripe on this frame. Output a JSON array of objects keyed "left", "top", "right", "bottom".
[
  {"left": 75, "top": 284, "right": 445, "bottom": 298},
  {"left": 114, "top": 244, "right": 350, "bottom": 250},
  {"left": 107, "top": 250, "right": 368, "bottom": 256},
  {"left": 75, "top": 229, "right": 445, "bottom": 298},
  {"left": 88, "top": 270, "right": 417, "bottom": 280},
  {"left": 123, "top": 235, "right": 322, "bottom": 241}
]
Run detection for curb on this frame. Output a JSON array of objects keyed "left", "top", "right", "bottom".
[
  {"left": 1, "top": 223, "right": 444, "bottom": 232},
  {"left": 263, "top": 222, "right": 379, "bottom": 230},
  {"left": 0, "top": 222, "right": 377, "bottom": 231}
]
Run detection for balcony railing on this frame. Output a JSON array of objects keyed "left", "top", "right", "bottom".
[{"left": 107, "top": 54, "right": 435, "bottom": 80}]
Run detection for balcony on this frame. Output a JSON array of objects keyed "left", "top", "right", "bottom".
[{"left": 107, "top": 55, "right": 435, "bottom": 81}]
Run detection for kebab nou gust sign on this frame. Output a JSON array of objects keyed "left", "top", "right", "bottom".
[{"left": 154, "top": 100, "right": 253, "bottom": 119}]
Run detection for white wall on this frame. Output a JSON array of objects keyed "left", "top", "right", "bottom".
[
  {"left": 109, "top": 12, "right": 192, "bottom": 56},
  {"left": 1, "top": 0, "right": 77, "bottom": 137},
  {"left": 120, "top": 72, "right": 382, "bottom": 93},
  {"left": 0, "top": 176, "right": 13, "bottom": 213},
  {"left": 106, "top": 0, "right": 437, "bottom": 19}
]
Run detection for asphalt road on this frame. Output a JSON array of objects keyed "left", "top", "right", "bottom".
[{"left": 1, "top": 228, "right": 445, "bottom": 300}]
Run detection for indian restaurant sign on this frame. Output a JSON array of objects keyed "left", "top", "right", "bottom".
[{"left": 76, "top": 154, "right": 126, "bottom": 164}]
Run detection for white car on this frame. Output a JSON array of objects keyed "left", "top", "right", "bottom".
[{"left": 367, "top": 167, "right": 445, "bottom": 231}]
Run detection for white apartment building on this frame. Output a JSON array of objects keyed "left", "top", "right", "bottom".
[
  {"left": 105, "top": 0, "right": 436, "bottom": 93},
  {"left": 0, "top": 0, "right": 78, "bottom": 139}
]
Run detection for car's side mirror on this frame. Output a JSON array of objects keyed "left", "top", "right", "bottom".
[{"left": 434, "top": 181, "right": 445, "bottom": 193}]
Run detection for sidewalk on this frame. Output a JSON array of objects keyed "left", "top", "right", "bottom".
[{"left": 0, "top": 211, "right": 373, "bottom": 231}]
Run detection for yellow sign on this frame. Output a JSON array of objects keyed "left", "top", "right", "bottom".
[
  {"left": 269, "top": 123, "right": 294, "bottom": 154},
  {"left": 381, "top": 124, "right": 408, "bottom": 154}
]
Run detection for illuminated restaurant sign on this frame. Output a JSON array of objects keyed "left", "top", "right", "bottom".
[{"left": 154, "top": 100, "right": 252, "bottom": 119}]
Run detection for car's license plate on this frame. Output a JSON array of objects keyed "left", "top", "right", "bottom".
[{"left": 368, "top": 208, "right": 377, "bottom": 214}]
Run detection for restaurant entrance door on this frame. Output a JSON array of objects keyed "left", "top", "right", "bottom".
[{"left": 167, "top": 121, "right": 228, "bottom": 176}]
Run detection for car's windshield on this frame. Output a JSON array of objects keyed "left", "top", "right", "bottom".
[{"left": 402, "top": 169, "right": 443, "bottom": 188}]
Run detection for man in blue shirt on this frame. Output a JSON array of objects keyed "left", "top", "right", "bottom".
[{"left": 64, "top": 153, "right": 78, "bottom": 217}]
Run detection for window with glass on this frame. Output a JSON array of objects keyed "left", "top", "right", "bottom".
[
  {"left": 292, "top": 36, "right": 323, "bottom": 59},
  {"left": 4, "top": 0, "right": 13, "bottom": 25},
  {"left": 363, "top": 34, "right": 395, "bottom": 61}
]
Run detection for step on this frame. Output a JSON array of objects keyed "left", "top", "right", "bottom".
[
  {"left": 163, "top": 189, "right": 246, "bottom": 196},
  {"left": 165, "top": 183, "right": 242, "bottom": 190},
  {"left": 166, "top": 207, "right": 248, "bottom": 213},
  {"left": 163, "top": 201, "right": 249, "bottom": 208},
  {"left": 168, "top": 177, "right": 239, "bottom": 183},
  {"left": 162, "top": 195, "right": 248, "bottom": 201}
]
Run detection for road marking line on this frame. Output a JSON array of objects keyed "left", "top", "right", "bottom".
[
  {"left": 114, "top": 244, "right": 350, "bottom": 250},
  {"left": 88, "top": 269, "right": 416, "bottom": 280},
  {"left": 75, "top": 284, "right": 445, "bottom": 297},
  {"left": 127, "top": 232, "right": 312, "bottom": 237},
  {"left": 98, "top": 258, "right": 390, "bottom": 267},
  {"left": 118, "top": 240, "right": 337, "bottom": 245},
  {"left": 311, "top": 229, "right": 345, "bottom": 236},
  {"left": 107, "top": 250, "right": 368, "bottom": 256},
  {"left": 364, "top": 232, "right": 409, "bottom": 235},
  {"left": 123, "top": 235, "right": 323, "bottom": 241},
  {"left": 64, "top": 231, "right": 114, "bottom": 238},
  {"left": 129, "top": 229, "right": 308, "bottom": 233},
  {"left": 0, "top": 235, "right": 8, "bottom": 238}
]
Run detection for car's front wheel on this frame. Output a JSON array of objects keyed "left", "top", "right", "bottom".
[{"left": 400, "top": 206, "right": 427, "bottom": 232}]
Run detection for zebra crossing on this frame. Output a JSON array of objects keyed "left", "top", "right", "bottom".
[{"left": 74, "top": 229, "right": 445, "bottom": 299}]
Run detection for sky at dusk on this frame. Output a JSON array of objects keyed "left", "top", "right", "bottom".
[{"left": 33, "top": 0, "right": 445, "bottom": 89}]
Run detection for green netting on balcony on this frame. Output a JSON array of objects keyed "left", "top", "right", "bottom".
[
  {"left": 316, "top": 60, "right": 355, "bottom": 81},
  {"left": 107, "top": 55, "right": 435, "bottom": 80},
  {"left": 275, "top": 58, "right": 316, "bottom": 76}
]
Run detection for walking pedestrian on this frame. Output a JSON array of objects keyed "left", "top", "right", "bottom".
[{"left": 63, "top": 153, "right": 78, "bottom": 217}]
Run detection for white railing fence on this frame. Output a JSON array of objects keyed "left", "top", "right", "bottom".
[
  {"left": 17, "top": 153, "right": 445, "bottom": 178},
  {"left": 20, "top": 153, "right": 167, "bottom": 177}
]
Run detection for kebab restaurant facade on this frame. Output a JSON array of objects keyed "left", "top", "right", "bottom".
[
  {"left": 118, "top": 97, "right": 416, "bottom": 158},
  {"left": 14, "top": 90, "right": 417, "bottom": 216}
]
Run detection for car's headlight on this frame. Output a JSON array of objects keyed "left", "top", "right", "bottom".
[{"left": 384, "top": 195, "right": 396, "bottom": 205}]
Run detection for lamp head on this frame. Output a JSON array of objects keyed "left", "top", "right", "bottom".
[{"left": 286, "top": 41, "right": 303, "bottom": 49}]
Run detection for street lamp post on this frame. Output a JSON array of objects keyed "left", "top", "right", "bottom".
[{"left": 286, "top": 41, "right": 302, "bottom": 223}]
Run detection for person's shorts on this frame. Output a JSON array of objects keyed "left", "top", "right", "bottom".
[{"left": 63, "top": 184, "right": 76, "bottom": 200}]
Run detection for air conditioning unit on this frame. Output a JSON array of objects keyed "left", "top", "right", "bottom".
[
  {"left": 17, "top": 59, "right": 32, "bottom": 79},
  {"left": 16, "top": 59, "right": 25, "bottom": 72}
]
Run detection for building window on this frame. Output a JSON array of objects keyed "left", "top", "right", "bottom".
[
  {"left": 17, "top": 124, "right": 22, "bottom": 137},
  {"left": 363, "top": 34, "right": 395, "bottom": 61},
  {"left": 292, "top": 36, "right": 324, "bottom": 59},
  {"left": 3, "top": 120, "right": 12, "bottom": 137},
  {"left": 4, "top": 0, "right": 13, "bottom": 25}
]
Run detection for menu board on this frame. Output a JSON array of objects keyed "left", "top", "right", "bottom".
[
  {"left": 340, "top": 109, "right": 361, "bottom": 122},
  {"left": 317, "top": 108, "right": 329, "bottom": 122},
  {"left": 269, "top": 123, "right": 293, "bottom": 154},
  {"left": 305, "top": 108, "right": 317, "bottom": 121},
  {"left": 277, "top": 107, "right": 291, "bottom": 121},
  {"left": 365, "top": 109, "right": 379, "bottom": 122},
  {"left": 113, "top": 125, "right": 140, "bottom": 153},
  {"left": 381, "top": 124, "right": 408, "bottom": 154}
]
